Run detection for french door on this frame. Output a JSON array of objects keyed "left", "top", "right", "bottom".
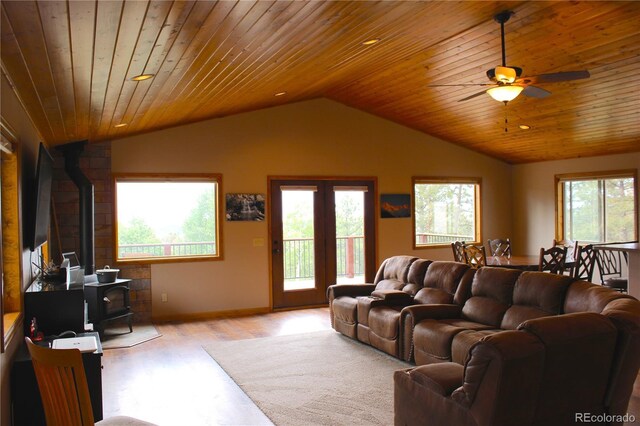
[{"left": 270, "top": 178, "right": 376, "bottom": 309}]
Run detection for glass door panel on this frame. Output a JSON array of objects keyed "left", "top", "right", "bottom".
[
  {"left": 334, "top": 189, "right": 365, "bottom": 284},
  {"left": 282, "top": 189, "right": 316, "bottom": 291}
]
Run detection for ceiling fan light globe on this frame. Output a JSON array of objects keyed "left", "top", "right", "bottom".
[
  {"left": 495, "top": 66, "right": 516, "bottom": 83},
  {"left": 487, "top": 85, "right": 523, "bottom": 102}
]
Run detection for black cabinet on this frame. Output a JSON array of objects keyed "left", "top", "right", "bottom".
[{"left": 11, "top": 332, "right": 103, "bottom": 425}]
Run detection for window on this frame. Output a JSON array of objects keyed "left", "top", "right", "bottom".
[
  {"left": 413, "top": 177, "right": 481, "bottom": 247},
  {"left": 1, "top": 118, "right": 21, "bottom": 351},
  {"left": 114, "top": 174, "right": 222, "bottom": 262},
  {"left": 556, "top": 170, "right": 637, "bottom": 244}
]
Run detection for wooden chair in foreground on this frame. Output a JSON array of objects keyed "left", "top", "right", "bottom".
[
  {"left": 553, "top": 238, "right": 578, "bottom": 273},
  {"left": 572, "top": 244, "right": 597, "bottom": 281},
  {"left": 539, "top": 246, "right": 567, "bottom": 274},
  {"left": 487, "top": 238, "right": 512, "bottom": 257},
  {"left": 464, "top": 244, "right": 487, "bottom": 269},
  {"left": 25, "top": 337, "right": 156, "bottom": 426},
  {"left": 451, "top": 241, "right": 466, "bottom": 263}
]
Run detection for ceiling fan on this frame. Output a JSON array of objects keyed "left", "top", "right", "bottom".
[{"left": 430, "top": 11, "right": 590, "bottom": 103}]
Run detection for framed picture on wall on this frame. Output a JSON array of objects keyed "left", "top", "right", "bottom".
[
  {"left": 226, "top": 193, "right": 265, "bottom": 221},
  {"left": 380, "top": 194, "right": 410, "bottom": 218}
]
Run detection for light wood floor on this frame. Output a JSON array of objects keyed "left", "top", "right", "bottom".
[{"left": 102, "top": 307, "right": 640, "bottom": 426}]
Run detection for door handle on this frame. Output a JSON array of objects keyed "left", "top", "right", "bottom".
[{"left": 272, "top": 240, "right": 281, "bottom": 254}]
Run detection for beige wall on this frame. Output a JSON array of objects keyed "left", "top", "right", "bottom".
[
  {"left": 512, "top": 153, "right": 640, "bottom": 255},
  {"left": 112, "top": 99, "right": 513, "bottom": 319},
  {"left": 1, "top": 72, "right": 42, "bottom": 426}
]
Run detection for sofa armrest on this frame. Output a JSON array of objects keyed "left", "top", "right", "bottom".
[
  {"left": 370, "top": 289, "right": 413, "bottom": 305},
  {"left": 326, "top": 284, "right": 376, "bottom": 301},
  {"left": 399, "top": 304, "right": 462, "bottom": 362},
  {"left": 407, "top": 363, "right": 464, "bottom": 396}
]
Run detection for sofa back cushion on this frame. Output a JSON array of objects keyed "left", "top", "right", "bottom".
[
  {"left": 519, "top": 313, "right": 617, "bottom": 424},
  {"left": 373, "top": 256, "right": 418, "bottom": 291},
  {"left": 413, "top": 261, "right": 469, "bottom": 304},
  {"left": 461, "top": 267, "right": 522, "bottom": 327},
  {"left": 402, "top": 259, "right": 432, "bottom": 295},
  {"left": 501, "top": 272, "right": 574, "bottom": 330},
  {"left": 564, "top": 280, "right": 633, "bottom": 314}
]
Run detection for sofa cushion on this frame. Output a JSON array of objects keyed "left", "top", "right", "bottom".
[
  {"left": 461, "top": 267, "right": 522, "bottom": 327},
  {"left": 332, "top": 296, "right": 358, "bottom": 325},
  {"left": 414, "top": 261, "right": 470, "bottom": 305},
  {"left": 402, "top": 259, "right": 432, "bottom": 295},
  {"left": 451, "top": 329, "right": 502, "bottom": 364},
  {"left": 369, "top": 306, "right": 403, "bottom": 340},
  {"left": 414, "top": 319, "right": 493, "bottom": 364},
  {"left": 499, "top": 271, "right": 573, "bottom": 329},
  {"left": 373, "top": 255, "right": 417, "bottom": 290},
  {"left": 564, "top": 280, "right": 633, "bottom": 314}
]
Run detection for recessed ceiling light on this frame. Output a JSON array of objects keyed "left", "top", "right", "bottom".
[
  {"left": 274, "top": 91, "right": 287, "bottom": 97},
  {"left": 131, "top": 74, "right": 154, "bottom": 81},
  {"left": 519, "top": 124, "right": 531, "bottom": 130},
  {"left": 362, "top": 38, "right": 381, "bottom": 46},
  {"left": 114, "top": 123, "right": 128, "bottom": 128}
]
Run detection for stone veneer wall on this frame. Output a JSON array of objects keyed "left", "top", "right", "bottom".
[{"left": 50, "top": 142, "right": 151, "bottom": 323}]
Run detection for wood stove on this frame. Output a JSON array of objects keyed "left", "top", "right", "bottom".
[{"left": 84, "top": 278, "right": 133, "bottom": 337}]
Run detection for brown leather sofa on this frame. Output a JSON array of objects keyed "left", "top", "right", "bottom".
[
  {"left": 328, "top": 257, "right": 473, "bottom": 358},
  {"left": 395, "top": 267, "right": 640, "bottom": 425}
]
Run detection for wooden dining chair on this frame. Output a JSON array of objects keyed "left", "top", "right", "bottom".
[
  {"left": 25, "top": 337, "right": 156, "bottom": 426},
  {"left": 539, "top": 246, "right": 567, "bottom": 274},
  {"left": 487, "top": 238, "right": 512, "bottom": 257},
  {"left": 451, "top": 241, "right": 466, "bottom": 263},
  {"left": 572, "top": 244, "right": 597, "bottom": 281},
  {"left": 464, "top": 244, "right": 487, "bottom": 269},
  {"left": 596, "top": 249, "right": 628, "bottom": 293}
]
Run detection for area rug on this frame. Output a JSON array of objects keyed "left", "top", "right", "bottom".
[
  {"left": 203, "top": 330, "right": 411, "bottom": 425},
  {"left": 100, "top": 323, "right": 162, "bottom": 349}
]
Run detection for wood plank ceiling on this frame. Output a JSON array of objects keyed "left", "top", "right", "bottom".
[{"left": 1, "top": 0, "right": 639, "bottom": 164}]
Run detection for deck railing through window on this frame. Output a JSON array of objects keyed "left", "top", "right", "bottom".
[
  {"left": 283, "top": 236, "right": 365, "bottom": 280},
  {"left": 119, "top": 242, "right": 216, "bottom": 258},
  {"left": 416, "top": 233, "right": 474, "bottom": 244}
]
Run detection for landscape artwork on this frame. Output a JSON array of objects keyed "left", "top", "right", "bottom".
[
  {"left": 380, "top": 194, "right": 410, "bottom": 218},
  {"left": 226, "top": 193, "right": 266, "bottom": 221}
]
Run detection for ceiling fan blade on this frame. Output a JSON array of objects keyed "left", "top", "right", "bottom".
[
  {"left": 458, "top": 89, "right": 489, "bottom": 102},
  {"left": 522, "top": 85, "right": 551, "bottom": 98},
  {"left": 428, "top": 83, "right": 494, "bottom": 87},
  {"left": 518, "top": 70, "right": 590, "bottom": 85}
]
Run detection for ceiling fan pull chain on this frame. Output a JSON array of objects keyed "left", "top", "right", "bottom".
[{"left": 504, "top": 102, "right": 509, "bottom": 133}]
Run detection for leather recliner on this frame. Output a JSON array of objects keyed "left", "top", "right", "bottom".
[{"left": 394, "top": 312, "right": 623, "bottom": 426}]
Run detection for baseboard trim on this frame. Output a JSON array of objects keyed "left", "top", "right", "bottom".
[{"left": 152, "top": 307, "right": 271, "bottom": 323}]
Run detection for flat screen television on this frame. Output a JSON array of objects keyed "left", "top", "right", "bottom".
[{"left": 29, "top": 142, "right": 54, "bottom": 251}]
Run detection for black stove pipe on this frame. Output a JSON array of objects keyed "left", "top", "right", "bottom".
[{"left": 57, "top": 141, "right": 95, "bottom": 275}]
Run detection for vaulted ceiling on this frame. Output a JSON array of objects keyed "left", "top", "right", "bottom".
[{"left": 1, "top": 1, "right": 639, "bottom": 164}]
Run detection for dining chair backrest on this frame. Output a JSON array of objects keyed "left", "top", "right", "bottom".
[
  {"left": 464, "top": 244, "right": 487, "bottom": 269},
  {"left": 553, "top": 238, "right": 579, "bottom": 263},
  {"left": 451, "top": 241, "right": 466, "bottom": 263},
  {"left": 487, "top": 238, "right": 512, "bottom": 257},
  {"left": 539, "top": 246, "right": 567, "bottom": 274},
  {"left": 572, "top": 244, "right": 597, "bottom": 281},
  {"left": 25, "top": 337, "right": 95, "bottom": 426},
  {"left": 596, "top": 249, "right": 628, "bottom": 292}
]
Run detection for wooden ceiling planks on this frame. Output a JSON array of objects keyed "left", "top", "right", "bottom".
[{"left": 0, "top": 0, "right": 638, "bottom": 164}]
